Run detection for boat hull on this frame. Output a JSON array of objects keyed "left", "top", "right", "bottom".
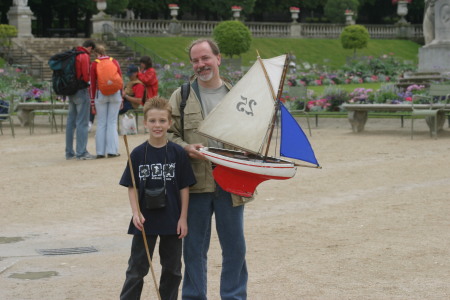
[{"left": 199, "top": 147, "right": 297, "bottom": 197}]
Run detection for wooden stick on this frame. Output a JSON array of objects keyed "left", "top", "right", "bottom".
[{"left": 123, "top": 135, "right": 162, "bottom": 300}]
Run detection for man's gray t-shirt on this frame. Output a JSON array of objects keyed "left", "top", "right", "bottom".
[{"left": 198, "top": 83, "right": 228, "bottom": 148}]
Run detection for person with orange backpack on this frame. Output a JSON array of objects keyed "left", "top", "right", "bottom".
[
  {"left": 137, "top": 56, "right": 158, "bottom": 101},
  {"left": 90, "top": 45, "right": 123, "bottom": 158}
]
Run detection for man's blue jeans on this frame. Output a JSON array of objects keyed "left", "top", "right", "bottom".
[
  {"left": 65, "top": 88, "right": 90, "bottom": 158},
  {"left": 182, "top": 185, "right": 247, "bottom": 300}
]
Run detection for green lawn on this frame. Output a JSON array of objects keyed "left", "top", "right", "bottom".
[
  {"left": 307, "top": 82, "right": 384, "bottom": 96},
  {"left": 131, "top": 37, "right": 420, "bottom": 70}
]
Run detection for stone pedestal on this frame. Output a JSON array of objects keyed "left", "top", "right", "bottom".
[
  {"left": 168, "top": 22, "right": 182, "bottom": 35},
  {"left": 418, "top": 0, "right": 450, "bottom": 72},
  {"left": 419, "top": 44, "right": 450, "bottom": 72},
  {"left": 7, "top": 5, "right": 34, "bottom": 38},
  {"left": 92, "top": 13, "right": 114, "bottom": 36},
  {"left": 395, "top": 23, "right": 414, "bottom": 39},
  {"left": 290, "top": 23, "right": 302, "bottom": 38}
]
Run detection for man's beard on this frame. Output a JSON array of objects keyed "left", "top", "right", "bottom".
[{"left": 196, "top": 66, "right": 214, "bottom": 82}]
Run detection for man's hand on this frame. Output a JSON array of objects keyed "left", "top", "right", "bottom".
[{"left": 184, "top": 144, "right": 206, "bottom": 160}]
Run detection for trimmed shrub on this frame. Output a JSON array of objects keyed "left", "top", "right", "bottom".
[
  {"left": 340, "top": 25, "right": 370, "bottom": 55},
  {"left": 213, "top": 21, "right": 252, "bottom": 58}
]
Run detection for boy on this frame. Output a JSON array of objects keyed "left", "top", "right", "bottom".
[{"left": 119, "top": 97, "right": 196, "bottom": 300}]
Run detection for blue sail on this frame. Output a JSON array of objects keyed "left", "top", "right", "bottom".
[{"left": 280, "top": 103, "right": 319, "bottom": 166}]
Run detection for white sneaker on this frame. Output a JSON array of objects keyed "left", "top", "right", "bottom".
[{"left": 88, "top": 121, "right": 92, "bottom": 132}]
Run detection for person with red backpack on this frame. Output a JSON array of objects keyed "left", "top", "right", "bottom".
[
  {"left": 137, "top": 56, "right": 158, "bottom": 101},
  {"left": 90, "top": 45, "right": 123, "bottom": 158}
]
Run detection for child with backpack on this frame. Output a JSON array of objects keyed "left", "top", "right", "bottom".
[
  {"left": 89, "top": 45, "right": 123, "bottom": 158},
  {"left": 119, "top": 97, "right": 196, "bottom": 300},
  {"left": 137, "top": 56, "right": 159, "bottom": 102}
]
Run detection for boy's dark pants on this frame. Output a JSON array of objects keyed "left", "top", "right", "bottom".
[{"left": 120, "top": 234, "right": 182, "bottom": 300}]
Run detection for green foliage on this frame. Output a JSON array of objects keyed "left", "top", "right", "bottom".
[
  {"left": 321, "top": 86, "right": 350, "bottom": 111},
  {"left": 0, "top": 24, "right": 18, "bottom": 47},
  {"left": 324, "top": 0, "right": 359, "bottom": 23},
  {"left": 213, "top": 21, "right": 252, "bottom": 58},
  {"left": 104, "top": 0, "right": 129, "bottom": 15},
  {"left": 340, "top": 25, "right": 370, "bottom": 54},
  {"left": 342, "top": 54, "right": 415, "bottom": 78},
  {"left": 367, "top": 84, "right": 400, "bottom": 103}
]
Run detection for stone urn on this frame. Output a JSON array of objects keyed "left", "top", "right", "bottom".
[
  {"left": 231, "top": 6, "right": 242, "bottom": 21},
  {"left": 290, "top": 7, "right": 300, "bottom": 23},
  {"left": 96, "top": 0, "right": 107, "bottom": 13},
  {"left": 345, "top": 10, "right": 355, "bottom": 25},
  {"left": 169, "top": 4, "right": 179, "bottom": 20},
  {"left": 396, "top": 0, "right": 409, "bottom": 24}
]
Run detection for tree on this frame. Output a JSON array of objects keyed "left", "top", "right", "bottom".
[
  {"left": 340, "top": 24, "right": 370, "bottom": 55},
  {"left": 213, "top": 21, "right": 252, "bottom": 58},
  {"left": 324, "top": 0, "right": 359, "bottom": 23},
  {"left": 0, "top": 24, "right": 17, "bottom": 49}
]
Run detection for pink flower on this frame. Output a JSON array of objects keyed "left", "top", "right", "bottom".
[
  {"left": 405, "top": 97, "right": 412, "bottom": 102},
  {"left": 168, "top": 3, "right": 179, "bottom": 8},
  {"left": 231, "top": 5, "right": 242, "bottom": 10}
]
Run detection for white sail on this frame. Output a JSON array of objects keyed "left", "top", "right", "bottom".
[{"left": 197, "top": 54, "right": 287, "bottom": 154}]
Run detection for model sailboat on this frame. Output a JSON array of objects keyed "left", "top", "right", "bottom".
[{"left": 197, "top": 54, "right": 320, "bottom": 197}]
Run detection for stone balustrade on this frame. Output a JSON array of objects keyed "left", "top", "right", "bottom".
[{"left": 97, "top": 18, "right": 423, "bottom": 41}]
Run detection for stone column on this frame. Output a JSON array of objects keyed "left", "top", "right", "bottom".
[{"left": 7, "top": 0, "right": 35, "bottom": 38}]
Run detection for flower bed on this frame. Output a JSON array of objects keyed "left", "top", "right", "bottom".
[{"left": 0, "top": 53, "right": 438, "bottom": 113}]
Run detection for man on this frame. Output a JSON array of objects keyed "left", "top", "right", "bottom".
[
  {"left": 119, "top": 64, "right": 145, "bottom": 115},
  {"left": 169, "top": 39, "right": 250, "bottom": 300},
  {"left": 65, "top": 39, "right": 96, "bottom": 160}
]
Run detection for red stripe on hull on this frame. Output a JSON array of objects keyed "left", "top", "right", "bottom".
[{"left": 213, "top": 165, "right": 290, "bottom": 197}]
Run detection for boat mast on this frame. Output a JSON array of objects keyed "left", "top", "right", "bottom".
[{"left": 262, "top": 54, "right": 290, "bottom": 161}]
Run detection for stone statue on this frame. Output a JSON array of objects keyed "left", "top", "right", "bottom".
[
  {"left": 13, "top": 0, "right": 28, "bottom": 7},
  {"left": 423, "top": 0, "right": 437, "bottom": 44}
]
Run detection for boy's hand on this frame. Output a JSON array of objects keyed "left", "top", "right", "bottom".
[
  {"left": 132, "top": 213, "right": 145, "bottom": 231},
  {"left": 177, "top": 218, "right": 188, "bottom": 239}
]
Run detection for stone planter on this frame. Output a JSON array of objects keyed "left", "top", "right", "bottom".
[
  {"left": 169, "top": 5, "right": 179, "bottom": 20},
  {"left": 290, "top": 8, "right": 300, "bottom": 23},
  {"left": 345, "top": 11, "right": 355, "bottom": 25},
  {"left": 231, "top": 6, "right": 242, "bottom": 21},
  {"left": 396, "top": 1, "right": 409, "bottom": 24}
]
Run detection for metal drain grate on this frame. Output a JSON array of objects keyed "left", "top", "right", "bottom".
[{"left": 36, "top": 246, "right": 98, "bottom": 256}]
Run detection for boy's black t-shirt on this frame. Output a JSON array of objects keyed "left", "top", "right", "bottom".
[{"left": 120, "top": 141, "right": 196, "bottom": 235}]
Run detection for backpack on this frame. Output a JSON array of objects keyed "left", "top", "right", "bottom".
[
  {"left": 180, "top": 82, "right": 191, "bottom": 138},
  {"left": 95, "top": 57, "right": 123, "bottom": 96},
  {"left": 48, "top": 48, "right": 87, "bottom": 96}
]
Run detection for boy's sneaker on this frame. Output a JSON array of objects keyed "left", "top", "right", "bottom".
[{"left": 77, "top": 153, "right": 97, "bottom": 160}]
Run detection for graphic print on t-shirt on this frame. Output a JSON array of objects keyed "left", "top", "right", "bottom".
[
  {"left": 164, "top": 163, "right": 175, "bottom": 179},
  {"left": 139, "top": 164, "right": 150, "bottom": 180},
  {"left": 139, "top": 163, "right": 175, "bottom": 181}
]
